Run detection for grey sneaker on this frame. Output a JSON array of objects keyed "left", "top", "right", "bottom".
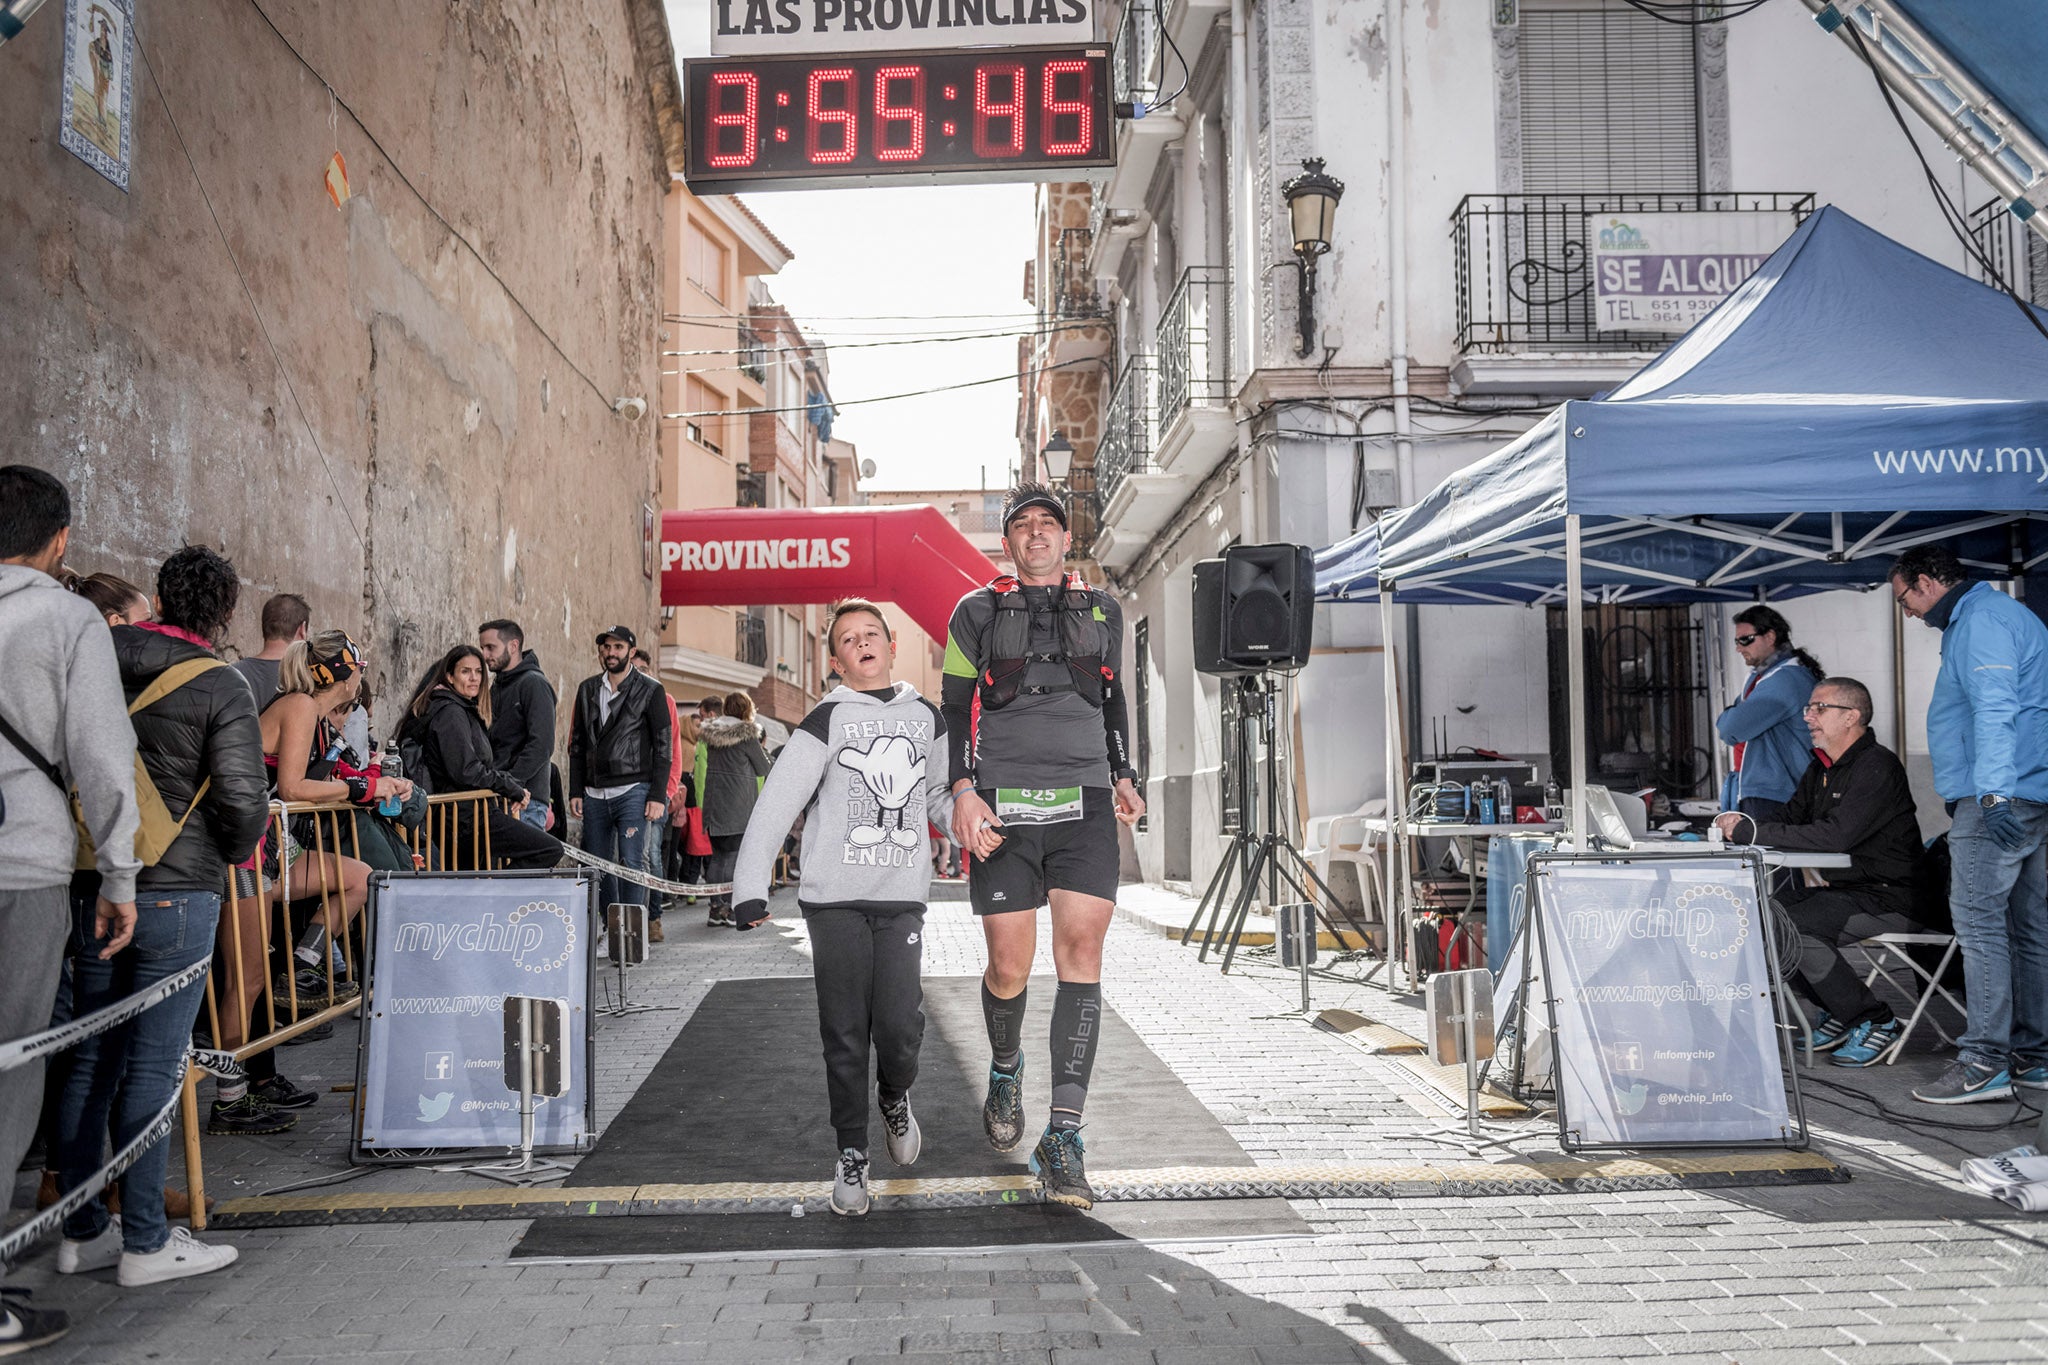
[
  {"left": 1911, "top": 1060, "right": 2012, "bottom": 1105},
  {"left": 830, "top": 1147, "right": 871, "bottom": 1216},
  {"left": 982, "top": 1060, "right": 1025, "bottom": 1152},
  {"left": 880, "top": 1093, "right": 921, "bottom": 1167},
  {"left": 1029, "top": 1126, "right": 1096, "bottom": 1210}
]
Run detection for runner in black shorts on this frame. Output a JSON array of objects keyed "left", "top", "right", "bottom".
[{"left": 942, "top": 482, "right": 1144, "bottom": 1209}]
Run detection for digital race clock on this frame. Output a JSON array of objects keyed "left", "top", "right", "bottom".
[{"left": 683, "top": 45, "right": 1115, "bottom": 192}]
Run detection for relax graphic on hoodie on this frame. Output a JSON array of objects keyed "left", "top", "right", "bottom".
[{"left": 733, "top": 683, "right": 957, "bottom": 918}]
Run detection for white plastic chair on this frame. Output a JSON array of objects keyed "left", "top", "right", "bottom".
[
  {"left": 1303, "top": 798, "right": 1387, "bottom": 923},
  {"left": 1851, "top": 932, "right": 1963, "bottom": 1064}
]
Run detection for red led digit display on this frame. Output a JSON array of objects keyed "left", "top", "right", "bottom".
[{"left": 684, "top": 46, "right": 1114, "bottom": 192}]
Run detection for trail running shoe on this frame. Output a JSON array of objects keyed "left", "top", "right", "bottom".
[
  {"left": 1807, "top": 1011, "right": 1852, "bottom": 1052},
  {"left": 982, "top": 1060, "right": 1025, "bottom": 1152},
  {"left": 830, "top": 1148, "right": 871, "bottom": 1216},
  {"left": 2013, "top": 1063, "right": 2048, "bottom": 1090},
  {"left": 1831, "top": 1018, "right": 1903, "bottom": 1067},
  {"left": 274, "top": 970, "right": 359, "bottom": 1010},
  {"left": 207, "top": 1095, "right": 297, "bottom": 1136},
  {"left": 251, "top": 1074, "right": 319, "bottom": 1109},
  {"left": 880, "top": 1093, "right": 921, "bottom": 1167},
  {"left": 1911, "top": 1060, "right": 2013, "bottom": 1106},
  {"left": 1030, "top": 1127, "right": 1096, "bottom": 1210}
]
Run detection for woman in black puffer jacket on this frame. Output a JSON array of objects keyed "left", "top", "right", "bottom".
[{"left": 398, "top": 646, "right": 561, "bottom": 871}]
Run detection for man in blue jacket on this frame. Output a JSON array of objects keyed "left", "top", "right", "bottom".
[{"left": 1891, "top": 544, "right": 2048, "bottom": 1105}]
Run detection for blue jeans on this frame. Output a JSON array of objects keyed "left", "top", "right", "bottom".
[
  {"left": 580, "top": 784, "right": 650, "bottom": 911},
  {"left": 58, "top": 889, "right": 219, "bottom": 1255},
  {"left": 517, "top": 801, "right": 550, "bottom": 830},
  {"left": 1949, "top": 798, "right": 2048, "bottom": 1071},
  {"left": 642, "top": 818, "right": 667, "bottom": 919}
]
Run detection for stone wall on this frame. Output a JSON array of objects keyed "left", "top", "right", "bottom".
[{"left": 0, "top": 0, "right": 676, "bottom": 710}]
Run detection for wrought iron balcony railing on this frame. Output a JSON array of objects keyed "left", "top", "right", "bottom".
[
  {"left": 739, "top": 322, "right": 767, "bottom": 384},
  {"left": 1968, "top": 197, "right": 2047, "bottom": 306},
  {"left": 1096, "top": 355, "right": 1158, "bottom": 509},
  {"left": 736, "top": 612, "right": 768, "bottom": 668},
  {"left": 736, "top": 469, "right": 766, "bottom": 508},
  {"left": 1053, "top": 226, "right": 1106, "bottom": 319},
  {"left": 1451, "top": 192, "right": 1815, "bottom": 353},
  {"left": 1156, "top": 266, "right": 1230, "bottom": 429}
]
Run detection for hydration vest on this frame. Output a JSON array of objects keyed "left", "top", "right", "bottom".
[{"left": 978, "top": 572, "right": 1111, "bottom": 711}]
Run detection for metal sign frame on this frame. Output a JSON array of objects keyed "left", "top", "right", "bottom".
[
  {"left": 1527, "top": 848, "right": 1810, "bottom": 1153},
  {"left": 352, "top": 869, "right": 599, "bottom": 1165}
]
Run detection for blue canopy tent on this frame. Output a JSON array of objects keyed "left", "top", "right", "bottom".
[{"left": 1321, "top": 205, "right": 2048, "bottom": 908}]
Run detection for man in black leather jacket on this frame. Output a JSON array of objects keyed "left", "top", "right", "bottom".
[
  {"left": 55, "top": 545, "right": 268, "bottom": 1288},
  {"left": 567, "top": 626, "right": 670, "bottom": 920}
]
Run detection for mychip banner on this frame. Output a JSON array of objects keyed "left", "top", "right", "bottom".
[
  {"left": 1531, "top": 853, "right": 1801, "bottom": 1150},
  {"left": 1592, "top": 210, "right": 1799, "bottom": 333},
  {"left": 357, "top": 871, "right": 596, "bottom": 1157}
]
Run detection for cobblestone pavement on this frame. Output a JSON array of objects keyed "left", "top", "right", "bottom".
[{"left": 8, "top": 882, "right": 2048, "bottom": 1364}]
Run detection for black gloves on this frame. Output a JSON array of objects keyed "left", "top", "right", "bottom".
[{"left": 733, "top": 899, "right": 771, "bottom": 931}]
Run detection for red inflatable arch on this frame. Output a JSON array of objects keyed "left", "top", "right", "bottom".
[{"left": 660, "top": 506, "right": 999, "bottom": 642}]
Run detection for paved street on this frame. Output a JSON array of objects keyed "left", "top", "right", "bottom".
[{"left": 9, "top": 883, "right": 2048, "bottom": 1364}]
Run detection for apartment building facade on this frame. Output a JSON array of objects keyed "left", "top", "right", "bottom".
[{"left": 1054, "top": 0, "right": 2007, "bottom": 890}]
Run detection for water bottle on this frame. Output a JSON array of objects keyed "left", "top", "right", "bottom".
[{"left": 378, "top": 740, "right": 403, "bottom": 817}]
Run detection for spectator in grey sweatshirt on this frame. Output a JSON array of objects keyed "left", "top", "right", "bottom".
[
  {"left": 731, "top": 599, "right": 956, "bottom": 1218},
  {"left": 0, "top": 465, "right": 139, "bottom": 1358}
]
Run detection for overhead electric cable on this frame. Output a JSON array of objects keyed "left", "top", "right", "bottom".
[
  {"left": 664, "top": 357, "right": 1093, "bottom": 421},
  {"left": 245, "top": 0, "right": 627, "bottom": 411},
  {"left": 1845, "top": 22, "right": 2048, "bottom": 345}
]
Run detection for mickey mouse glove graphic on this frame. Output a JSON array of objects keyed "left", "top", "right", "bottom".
[{"left": 838, "top": 735, "right": 926, "bottom": 849}]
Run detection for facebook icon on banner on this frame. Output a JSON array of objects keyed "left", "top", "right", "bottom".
[{"left": 426, "top": 1052, "right": 453, "bottom": 1081}]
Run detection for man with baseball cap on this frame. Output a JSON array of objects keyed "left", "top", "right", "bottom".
[
  {"left": 941, "top": 480, "right": 1143, "bottom": 1209},
  {"left": 567, "top": 625, "right": 671, "bottom": 924}
]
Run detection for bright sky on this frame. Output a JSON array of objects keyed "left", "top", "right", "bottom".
[{"left": 665, "top": 0, "right": 1038, "bottom": 493}]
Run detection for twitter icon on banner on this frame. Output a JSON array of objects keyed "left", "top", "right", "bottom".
[{"left": 418, "top": 1092, "right": 453, "bottom": 1122}]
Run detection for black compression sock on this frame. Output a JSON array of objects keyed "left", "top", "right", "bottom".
[
  {"left": 1049, "top": 980, "right": 1101, "bottom": 1131},
  {"left": 982, "top": 978, "right": 1025, "bottom": 1071}
]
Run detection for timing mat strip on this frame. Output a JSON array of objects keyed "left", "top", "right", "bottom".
[{"left": 207, "top": 1151, "right": 1848, "bottom": 1227}]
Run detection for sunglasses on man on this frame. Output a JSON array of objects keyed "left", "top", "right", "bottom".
[{"left": 1734, "top": 633, "right": 1760, "bottom": 647}]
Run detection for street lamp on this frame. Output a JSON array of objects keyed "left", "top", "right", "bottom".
[
  {"left": 1281, "top": 158, "right": 1345, "bottom": 357},
  {"left": 1040, "top": 430, "right": 1074, "bottom": 485}
]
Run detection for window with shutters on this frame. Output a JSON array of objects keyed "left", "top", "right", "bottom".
[
  {"left": 1519, "top": 0, "right": 1700, "bottom": 193},
  {"left": 685, "top": 220, "right": 729, "bottom": 305}
]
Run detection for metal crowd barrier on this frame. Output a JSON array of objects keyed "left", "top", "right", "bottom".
[{"left": 183, "top": 790, "right": 500, "bottom": 1228}]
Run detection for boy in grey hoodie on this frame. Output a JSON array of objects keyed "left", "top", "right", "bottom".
[{"left": 732, "top": 599, "right": 956, "bottom": 1216}]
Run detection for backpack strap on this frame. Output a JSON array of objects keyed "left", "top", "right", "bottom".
[
  {"left": 128, "top": 657, "right": 225, "bottom": 715},
  {"left": 0, "top": 707, "right": 65, "bottom": 790}
]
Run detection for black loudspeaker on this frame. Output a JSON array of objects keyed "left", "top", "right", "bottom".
[{"left": 1192, "top": 543, "right": 1315, "bottom": 674}]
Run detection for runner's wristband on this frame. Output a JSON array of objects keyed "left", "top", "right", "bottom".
[{"left": 343, "top": 775, "right": 373, "bottom": 806}]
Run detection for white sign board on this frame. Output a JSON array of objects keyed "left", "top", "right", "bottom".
[
  {"left": 1533, "top": 856, "right": 1796, "bottom": 1149},
  {"left": 711, "top": 0, "right": 1101, "bottom": 55},
  {"left": 1591, "top": 211, "right": 1796, "bottom": 333}
]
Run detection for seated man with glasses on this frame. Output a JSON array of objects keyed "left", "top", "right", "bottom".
[{"left": 1714, "top": 677, "right": 1927, "bottom": 1066}]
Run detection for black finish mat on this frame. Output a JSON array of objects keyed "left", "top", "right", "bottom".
[
  {"left": 514, "top": 974, "right": 1307, "bottom": 1256},
  {"left": 514, "top": 1198, "right": 1303, "bottom": 1257}
]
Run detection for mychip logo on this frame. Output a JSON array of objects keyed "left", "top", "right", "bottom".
[
  {"left": 1564, "top": 884, "right": 1750, "bottom": 961},
  {"left": 391, "top": 902, "right": 577, "bottom": 974}
]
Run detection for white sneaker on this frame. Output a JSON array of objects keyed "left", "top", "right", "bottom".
[
  {"left": 830, "top": 1147, "right": 871, "bottom": 1217},
  {"left": 57, "top": 1218, "right": 122, "bottom": 1275},
  {"left": 118, "top": 1227, "right": 239, "bottom": 1287},
  {"left": 880, "top": 1093, "right": 921, "bottom": 1167}
]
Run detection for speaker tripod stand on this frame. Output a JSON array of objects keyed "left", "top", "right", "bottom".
[{"left": 1180, "top": 671, "right": 1378, "bottom": 980}]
